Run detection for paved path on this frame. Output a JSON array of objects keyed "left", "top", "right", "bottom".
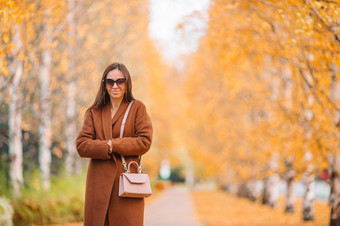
[{"left": 144, "top": 185, "right": 201, "bottom": 226}]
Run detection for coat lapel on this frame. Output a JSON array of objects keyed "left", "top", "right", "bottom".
[
  {"left": 102, "top": 104, "right": 112, "bottom": 140},
  {"left": 112, "top": 101, "right": 128, "bottom": 125},
  {"left": 102, "top": 101, "right": 129, "bottom": 139}
]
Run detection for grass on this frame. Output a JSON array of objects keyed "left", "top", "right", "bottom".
[
  {"left": 10, "top": 171, "right": 86, "bottom": 225},
  {"left": 38, "top": 179, "right": 166, "bottom": 226},
  {"left": 193, "top": 190, "right": 330, "bottom": 226}
]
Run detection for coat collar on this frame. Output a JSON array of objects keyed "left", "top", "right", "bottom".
[{"left": 102, "top": 100, "right": 129, "bottom": 139}]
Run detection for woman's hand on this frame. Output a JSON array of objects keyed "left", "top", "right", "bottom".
[{"left": 107, "top": 139, "right": 113, "bottom": 154}]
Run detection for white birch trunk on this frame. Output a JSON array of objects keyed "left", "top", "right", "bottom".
[
  {"left": 330, "top": 71, "right": 340, "bottom": 226},
  {"left": 284, "top": 158, "right": 295, "bottom": 213},
  {"left": 74, "top": 156, "right": 82, "bottom": 174},
  {"left": 65, "top": 0, "right": 77, "bottom": 174},
  {"left": 185, "top": 158, "right": 194, "bottom": 189},
  {"left": 283, "top": 68, "right": 296, "bottom": 213},
  {"left": 261, "top": 58, "right": 280, "bottom": 208},
  {"left": 8, "top": 28, "right": 23, "bottom": 197},
  {"left": 262, "top": 154, "right": 280, "bottom": 207},
  {"left": 265, "top": 175, "right": 280, "bottom": 207},
  {"left": 302, "top": 93, "right": 315, "bottom": 221},
  {"left": 8, "top": 25, "right": 23, "bottom": 198},
  {"left": 9, "top": 64, "right": 23, "bottom": 198},
  {"left": 180, "top": 148, "right": 194, "bottom": 188},
  {"left": 248, "top": 179, "right": 260, "bottom": 201},
  {"left": 237, "top": 179, "right": 260, "bottom": 202},
  {"left": 39, "top": 48, "right": 52, "bottom": 190},
  {"left": 302, "top": 161, "right": 315, "bottom": 221},
  {"left": 38, "top": 7, "right": 54, "bottom": 190},
  {"left": 65, "top": 81, "right": 76, "bottom": 174}
]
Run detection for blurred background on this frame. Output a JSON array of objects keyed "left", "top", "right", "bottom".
[{"left": 0, "top": 0, "right": 339, "bottom": 225}]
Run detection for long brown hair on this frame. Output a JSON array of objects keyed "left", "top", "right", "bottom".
[{"left": 89, "top": 62, "right": 134, "bottom": 110}]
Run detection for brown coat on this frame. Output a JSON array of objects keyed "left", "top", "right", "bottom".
[{"left": 76, "top": 99, "right": 153, "bottom": 226}]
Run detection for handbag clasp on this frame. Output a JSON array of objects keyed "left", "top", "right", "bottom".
[{"left": 126, "top": 161, "right": 142, "bottom": 174}]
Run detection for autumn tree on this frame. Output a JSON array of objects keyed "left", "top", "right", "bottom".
[
  {"left": 182, "top": 0, "right": 339, "bottom": 224},
  {"left": 0, "top": 0, "right": 35, "bottom": 197},
  {"left": 0, "top": 0, "right": 171, "bottom": 198}
]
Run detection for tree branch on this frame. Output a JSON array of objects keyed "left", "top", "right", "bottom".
[
  {"left": 298, "top": 68, "right": 332, "bottom": 117},
  {"left": 304, "top": 0, "right": 340, "bottom": 45},
  {"left": 315, "top": 0, "right": 340, "bottom": 5},
  {"left": 256, "top": 0, "right": 279, "bottom": 8}
]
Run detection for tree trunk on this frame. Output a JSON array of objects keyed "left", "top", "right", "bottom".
[
  {"left": 301, "top": 92, "right": 315, "bottom": 221},
  {"left": 65, "top": 0, "right": 77, "bottom": 174},
  {"left": 74, "top": 156, "right": 82, "bottom": 174},
  {"left": 9, "top": 63, "right": 23, "bottom": 198},
  {"left": 39, "top": 48, "right": 52, "bottom": 190},
  {"left": 8, "top": 25, "right": 24, "bottom": 198},
  {"left": 262, "top": 175, "right": 280, "bottom": 207},
  {"left": 330, "top": 69, "right": 340, "bottom": 226},
  {"left": 282, "top": 66, "right": 295, "bottom": 213},
  {"left": 262, "top": 177, "right": 269, "bottom": 204},
  {"left": 185, "top": 158, "right": 194, "bottom": 189},
  {"left": 284, "top": 158, "right": 295, "bottom": 213},
  {"left": 261, "top": 58, "right": 280, "bottom": 208},
  {"left": 238, "top": 179, "right": 259, "bottom": 202},
  {"left": 65, "top": 81, "right": 76, "bottom": 174},
  {"left": 262, "top": 154, "right": 280, "bottom": 207},
  {"left": 302, "top": 163, "right": 315, "bottom": 221}
]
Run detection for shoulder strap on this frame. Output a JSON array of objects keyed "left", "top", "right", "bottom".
[
  {"left": 119, "top": 100, "right": 134, "bottom": 139},
  {"left": 119, "top": 101, "right": 142, "bottom": 170}
]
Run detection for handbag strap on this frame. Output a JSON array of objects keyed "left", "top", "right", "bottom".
[
  {"left": 119, "top": 100, "right": 142, "bottom": 173},
  {"left": 119, "top": 100, "right": 134, "bottom": 139}
]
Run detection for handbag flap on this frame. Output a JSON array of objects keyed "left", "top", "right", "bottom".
[{"left": 122, "top": 173, "right": 148, "bottom": 184}]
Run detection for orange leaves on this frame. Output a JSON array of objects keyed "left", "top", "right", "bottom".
[
  {"left": 3, "top": 33, "right": 10, "bottom": 43},
  {"left": 0, "top": 0, "right": 171, "bottom": 169},
  {"left": 0, "top": 61, "right": 10, "bottom": 77},
  {"left": 180, "top": 0, "right": 340, "bottom": 184},
  {"left": 193, "top": 191, "right": 330, "bottom": 226}
]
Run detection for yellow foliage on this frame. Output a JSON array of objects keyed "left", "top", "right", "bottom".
[
  {"left": 182, "top": 0, "right": 340, "bottom": 183},
  {"left": 193, "top": 190, "right": 330, "bottom": 226},
  {"left": 1, "top": 0, "right": 339, "bottom": 199}
]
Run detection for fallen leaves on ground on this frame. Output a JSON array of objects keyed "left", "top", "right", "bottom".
[{"left": 193, "top": 190, "right": 329, "bottom": 226}]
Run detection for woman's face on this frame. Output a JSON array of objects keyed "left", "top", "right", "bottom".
[{"left": 105, "top": 69, "right": 127, "bottom": 101}]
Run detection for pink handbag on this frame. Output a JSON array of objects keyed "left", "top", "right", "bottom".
[
  {"left": 118, "top": 101, "right": 152, "bottom": 198},
  {"left": 119, "top": 161, "right": 152, "bottom": 198}
]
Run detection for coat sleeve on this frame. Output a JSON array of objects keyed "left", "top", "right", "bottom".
[
  {"left": 76, "top": 109, "right": 111, "bottom": 159},
  {"left": 111, "top": 102, "right": 153, "bottom": 156}
]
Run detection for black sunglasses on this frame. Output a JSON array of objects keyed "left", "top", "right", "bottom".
[{"left": 103, "top": 78, "right": 126, "bottom": 88}]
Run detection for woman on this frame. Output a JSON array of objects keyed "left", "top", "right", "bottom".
[{"left": 76, "top": 62, "right": 153, "bottom": 226}]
